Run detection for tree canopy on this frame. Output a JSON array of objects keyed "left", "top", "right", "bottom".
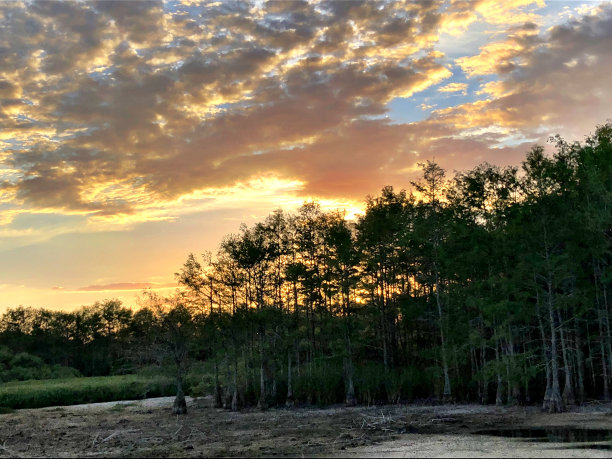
[{"left": 2, "top": 123, "right": 611, "bottom": 413}]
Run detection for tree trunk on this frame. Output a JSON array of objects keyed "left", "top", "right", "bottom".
[
  {"left": 270, "top": 333, "right": 278, "bottom": 405},
  {"left": 495, "top": 342, "right": 503, "bottom": 406},
  {"left": 574, "top": 326, "right": 585, "bottom": 404},
  {"left": 214, "top": 357, "right": 223, "bottom": 408},
  {"left": 222, "top": 353, "right": 231, "bottom": 408},
  {"left": 471, "top": 347, "right": 480, "bottom": 403},
  {"left": 538, "top": 309, "right": 553, "bottom": 410},
  {"left": 480, "top": 326, "right": 488, "bottom": 405},
  {"left": 523, "top": 340, "right": 531, "bottom": 404},
  {"left": 506, "top": 329, "right": 521, "bottom": 405},
  {"left": 434, "top": 269, "right": 451, "bottom": 402},
  {"left": 344, "top": 334, "right": 356, "bottom": 406},
  {"left": 243, "top": 347, "right": 250, "bottom": 399},
  {"left": 380, "top": 281, "right": 389, "bottom": 374},
  {"left": 286, "top": 349, "right": 294, "bottom": 407},
  {"left": 504, "top": 342, "right": 514, "bottom": 405},
  {"left": 558, "top": 313, "right": 575, "bottom": 406},
  {"left": 598, "top": 311, "right": 610, "bottom": 401},
  {"left": 258, "top": 331, "right": 267, "bottom": 410},
  {"left": 343, "top": 291, "right": 357, "bottom": 407},
  {"left": 585, "top": 322, "right": 597, "bottom": 391},
  {"left": 544, "top": 277, "right": 564, "bottom": 413},
  {"left": 603, "top": 281, "right": 612, "bottom": 401},
  {"left": 231, "top": 342, "right": 238, "bottom": 411},
  {"left": 173, "top": 365, "right": 187, "bottom": 415}
]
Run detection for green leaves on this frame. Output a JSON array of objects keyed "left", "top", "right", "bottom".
[{"left": 2, "top": 123, "right": 611, "bottom": 408}]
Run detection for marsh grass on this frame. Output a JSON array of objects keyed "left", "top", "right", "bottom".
[{"left": 0, "top": 374, "right": 176, "bottom": 409}]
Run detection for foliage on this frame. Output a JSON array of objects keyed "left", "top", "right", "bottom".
[
  {"left": 0, "top": 375, "right": 176, "bottom": 409},
  {"left": 1, "top": 123, "right": 611, "bottom": 411}
]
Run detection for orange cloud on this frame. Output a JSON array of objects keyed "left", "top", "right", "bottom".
[
  {"left": 0, "top": 0, "right": 456, "bottom": 226},
  {"left": 442, "top": 0, "right": 543, "bottom": 35},
  {"left": 449, "top": 5, "right": 612, "bottom": 141},
  {"left": 1, "top": 0, "right": 611, "bottom": 237},
  {"left": 2, "top": 1, "right": 612, "bottom": 312},
  {"left": 455, "top": 22, "right": 540, "bottom": 77},
  {"left": 76, "top": 282, "right": 176, "bottom": 292}
]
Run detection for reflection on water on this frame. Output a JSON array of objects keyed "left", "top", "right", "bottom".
[{"left": 473, "top": 428, "right": 612, "bottom": 450}]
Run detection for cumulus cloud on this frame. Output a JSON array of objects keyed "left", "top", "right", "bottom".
[
  {"left": 0, "top": 0, "right": 455, "bottom": 220},
  {"left": 442, "top": 0, "right": 543, "bottom": 35},
  {"left": 0, "top": 0, "right": 610, "bottom": 234},
  {"left": 446, "top": 3, "right": 612, "bottom": 141}
]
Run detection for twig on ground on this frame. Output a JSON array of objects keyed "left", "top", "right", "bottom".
[
  {"left": 172, "top": 424, "right": 184, "bottom": 439},
  {"left": 0, "top": 440, "right": 23, "bottom": 458},
  {"left": 100, "top": 430, "right": 120, "bottom": 443}
]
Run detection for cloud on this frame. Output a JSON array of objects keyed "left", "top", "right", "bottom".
[
  {"left": 0, "top": 0, "right": 611, "bottom": 239},
  {"left": 76, "top": 282, "right": 175, "bottom": 292},
  {"left": 0, "top": 0, "right": 455, "bottom": 221},
  {"left": 442, "top": 0, "right": 543, "bottom": 35},
  {"left": 455, "top": 22, "right": 540, "bottom": 77},
  {"left": 93, "top": 1, "right": 165, "bottom": 45},
  {"left": 2, "top": 0, "right": 612, "bottom": 312},
  {"left": 419, "top": 103, "right": 436, "bottom": 110},
  {"left": 445, "top": 3, "right": 612, "bottom": 141},
  {"left": 438, "top": 82, "right": 468, "bottom": 95}
]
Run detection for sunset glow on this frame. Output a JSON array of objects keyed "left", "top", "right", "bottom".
[{"left": 1, "top": 0, "right": 611, "bottom": 311}]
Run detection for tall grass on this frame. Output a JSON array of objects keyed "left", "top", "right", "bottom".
[
  {"left": 293, "top": 361, "right": 344, "bottom": 406},
  {"left": 0, "top": 374, "right": 176, "bottom": 410}
]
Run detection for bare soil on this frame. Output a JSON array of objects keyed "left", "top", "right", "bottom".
[{"left": 0, "top": 397, "right": 611, "bottom": 457}]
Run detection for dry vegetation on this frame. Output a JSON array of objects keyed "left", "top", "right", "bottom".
[{"left": 0, "top": 397, "right": 610, "bottom": 457}]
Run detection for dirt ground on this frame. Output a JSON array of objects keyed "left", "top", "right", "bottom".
[{"left": 0, "top": 397, "right": 611, "bottom": 457}]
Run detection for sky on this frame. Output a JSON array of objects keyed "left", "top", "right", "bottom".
[{"left": 0, "top": 0, "right": 611, "bottom": 312}]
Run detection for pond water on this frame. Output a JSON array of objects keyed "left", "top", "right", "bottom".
[{"left": 473, "top": 428, "right": 612, "bottom": 450}]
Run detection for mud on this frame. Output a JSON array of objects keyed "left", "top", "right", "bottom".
[{"left": 0, "top": 397, "right": 610, "bottom": 457}]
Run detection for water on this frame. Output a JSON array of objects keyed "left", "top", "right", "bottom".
[{"left": 473, "top": 428, "right": 612, "bottom": 450}]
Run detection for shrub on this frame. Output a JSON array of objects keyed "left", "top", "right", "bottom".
[
  {"left": 355, "top": 362, "right": 387, "bottom": 405},
  {"left": 0, "top": 346, "right": 12, "bottom": 367},
  {"left": 10, "top": 352, "right": 43, "bottom": 368},
  {"left": 293, "top": 359, "right": 344, "bottom": 406},
  {"left": 48, "top": 365, "right": 82, "bottom": 380}
]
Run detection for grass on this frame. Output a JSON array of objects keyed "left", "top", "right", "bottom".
[
  {"left": 0, "top": 374, "right": 177, "bottom": 410},
  {"left": 109, "top": 402, "right": 139, "bottom": 412}
]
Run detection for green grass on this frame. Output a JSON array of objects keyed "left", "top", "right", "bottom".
[
  {"left": 109, "top": 402, "right": 139, "bottom": 412},
  {"left": 0, "top": 374, "right": 177, "bottom": 410}
]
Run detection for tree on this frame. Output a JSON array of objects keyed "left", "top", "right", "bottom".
[
  {"left": 412, "top": 161, "right": 453, "bottom": 402},
  {"left": 145, "top": 293, "right": 195, "bottom": 415}
]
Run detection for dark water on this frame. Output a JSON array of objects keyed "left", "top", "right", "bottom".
[{"left": 473, "top": 428, "right": 612, "bottom": 450}]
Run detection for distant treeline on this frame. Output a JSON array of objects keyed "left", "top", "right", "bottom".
[
  {"left": 0, "top": 300, "right": 155, "bottom": 379},
  {"left": 1, "top": 123, "right": 611, "bottom": 413}
]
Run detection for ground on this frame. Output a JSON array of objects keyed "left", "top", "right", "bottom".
[{"left": 0, "top": 397, "right": 610, "bottom": 457}]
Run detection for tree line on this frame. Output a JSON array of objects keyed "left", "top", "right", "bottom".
[{"left": 1, "top": 123, "right": 610, "bottom": 414}]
